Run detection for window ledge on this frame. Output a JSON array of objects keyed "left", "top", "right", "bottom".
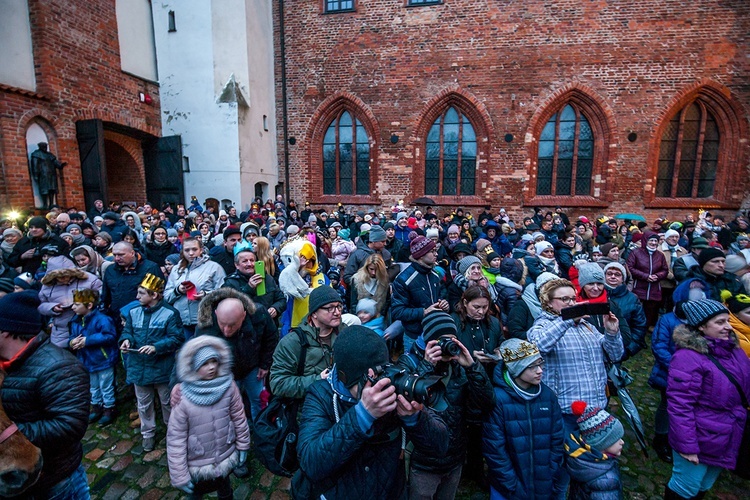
[
  {"left": 315, "top": 195, "right": 379, "bottom": 205},
  {"left": 645, "top": 198, "right": 740, "bottom": 210},
  {"left": 322, "top": 8, "right": 356, "bottom": 15},
  {"left": 525, "top": 195, "right": 609, "bottom": 208},
  {"left": 421, "top": 195, "right": 486, "bottom": 207},
  {"left": 406, "top": 1, "right": 443, "bottom": 7}
]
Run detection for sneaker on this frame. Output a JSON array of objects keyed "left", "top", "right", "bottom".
[
  {"left": 142, "top": 436, "right": 155, "bottom": 452},
  {"left": 88, "top": 404, "right": 103, "bottom": 423},
  {"left": 99, "top": 407, "right": 116, "bottom": 426}
]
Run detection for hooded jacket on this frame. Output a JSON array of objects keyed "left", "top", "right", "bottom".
[
  {"left": 68, "top": 309, "right": 118, "bottom": 373},
  {"left": 667, "top": 324, "right": 750, "bottom": 469},
  {"left": 167, "top": 336, "right": 251, "bottom": 488},
  {"left": 195, "top": 288, "right": 278, "bottom": 379},
  {"left": 483, "top": 363, "right": 564, "bottom": 500},
  {"left": 164, "top": 254, "right": 226, "bottom": 326},
  {"left": 605, "top": 284, "right": 648, "bottom": 359},
  {"left": 565, "top": 434, "right": 622, "bottom": 500},
  {"left": 391, "top": 261, "right": 447, "bottom": 340}
]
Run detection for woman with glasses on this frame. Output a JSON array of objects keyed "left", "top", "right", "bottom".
[{"left": 527, "top": 278, "right": 623, "bottom": 434}]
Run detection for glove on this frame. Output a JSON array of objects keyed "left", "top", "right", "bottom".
[
  {"left": 239, "top": 450, "right": 247, "bottom": 466},
  {"left": 178, "top": 482, "right": 194, "bottom": 494}
]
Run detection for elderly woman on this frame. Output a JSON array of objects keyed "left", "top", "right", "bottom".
[
  {"left": 665, "top": 299, "right": 750, "bottom": 499},
  {"left": 448, "top": 255, "right": 498, "bottom": 311},
  {"left": 1, "top": 227, "right": 23, "bottom": 261},
  {"left": 527, "top": 278, "right": 623, "bottom": 432},
  {"left": 626, "top": 232, "right": 670, "bottom": 328},
  {"left": 38, "top": 255, "right": 102, "bottom": 347}
]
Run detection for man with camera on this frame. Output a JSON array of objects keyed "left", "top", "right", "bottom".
[
  {"left": 402, "top": 310, "right": 495, "bottom": 498},
  {"left": 293, "top": 326, "right": 449, "bottom": 499}
]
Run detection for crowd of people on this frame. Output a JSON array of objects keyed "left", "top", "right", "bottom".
[{"left": 1, "top": 195, "right": 750, "bottom": 499}]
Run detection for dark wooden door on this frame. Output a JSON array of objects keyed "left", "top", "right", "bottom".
[
  {"left": 76, "top": 119, "right": 108, "bottom": 211},
  {"left": 143, "top": 135, "right": 184, "bottom": 209}
]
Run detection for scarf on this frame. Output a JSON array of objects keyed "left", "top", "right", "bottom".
[
  {"left": 181, "top": 374, "right": 233, "bottom": 406},
  {"left": 504, "top": 369, "right": 541, "bottom": 401},
  {"left": 539, "top": 255, "right": 560, "bottom": 274},
  {"left": 1, "top": 240, "right": 16, "bottom": 257},
  {"left": 663, "top": 243, "right": 679, "bottom": 267},
  {"left": 454, "top": 273, "right": 498, "bottom": 301}
]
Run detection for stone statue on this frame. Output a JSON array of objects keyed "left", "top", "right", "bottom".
[{"left": 30, "top": 142, "right": 66, "bottom": 209}]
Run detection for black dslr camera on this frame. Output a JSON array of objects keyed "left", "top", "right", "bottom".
[
  {"left": 436, "top": 337, "right": 460, "bottom": 357},
  {"left": 368, "top": 364, "right": 448, "bottom": 411}
]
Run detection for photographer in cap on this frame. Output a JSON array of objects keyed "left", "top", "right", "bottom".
[
  {"left": 401, "top": 309, "right": 494, "bottom": 495},
  {"left": 293, "top": 326, "right": 448, "bottom": 500},
  {"left": 7, "top": 216, "right": 69, "bottom": 275}
]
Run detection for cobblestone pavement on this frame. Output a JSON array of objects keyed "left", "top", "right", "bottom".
[{"left": 82, "top": 345, "right": 750, "bottom": 499}]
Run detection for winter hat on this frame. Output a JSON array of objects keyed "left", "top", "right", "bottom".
[
  {"left": 572, "top": 401, "right": 624, "bottom": 451},
  {"left": 500, "top": 258, "right": 524, "bottom": 284},
  {"left": 591, "top": 246, "right": 602, "bottom": 255},
  {"left": 13, "top": 275, "right": 33, "bottom": 291},
  {"left": 0, "top": 290, "right": 42, "bottom": 336},
  {"left": 475, "top": 238, "right": 492, "bottom": 253},
  {"left": 698, "top": 247, "right": 725, "bottom": 269},
  {"left": 27, "top": 216, "right": 48, "bottom": 229},
  {"left": 340, "top": 313, "right": 362, "bottom": 327},
  {"left": 93, "top": 216, "right": 104, "bottom": 224},
  {"left": 165, "top": 253, "right": 181, "bottom": 265},
  {"left": 426, "top": 228, "right": 439, "bottom": 239},
  {"left": 410, "top": 231, "right": 436, "bottom": 259},
  {"left": 690, "top": 237, "right": 709, "bottom": 249},
  {"left": 334, "top": 326, "right": 389, "bottom": 387},
  {"left": 600, "top": 243, "right": 617, "bottom": 257},
  {"left": 578, "top": 263, "right": 605, "bottom": 287},
  {"left": 103, "top": 211, "right": 120, "bottom": 222},
  {"left": 368, "top": 226, "right": 387, "bottom": 243},
  {"left": 665, "top": 229, "right": 680, "bottom": 240},
  {"left": 382, "top": 222, "right": 395, "bottom": 231},
  {"left": 485, "top": 251, "right": 501, "bottom": 263},
  {"left": 396, "top": 212, "right": 408, "bottom": 222},
  {"left": 308, "top": 285, "right": 343, "bottom": 315},
  {"left": 682, "top": 299, "right": 728, "bottom": 327},
  {"left": 499, "top": 338, "right": 542, "bottom": 378},
  {"left": 337, "top": 228, "right": 350, "bottom": 241},
  {"left": 722, "top": 290, "right": 750, "bottom": 315},
  {"left": 520, "top": 234, "right": 534, "bottom": 243},
  {"left": 192, "top": 345, "right": 220, "bottom": 371},
  {"left": 450, "top": 243, "right": 473, "bottom": 259},
  {"left": 631, "top": 232, "right": 644, "bottom": 245},
  {"left": 0, "top": 278, "right": 14, "bottom": 294},
  {"left": 307, "top": 213, "right": 318, "bottom": 223},
  {"left": 359, "top": 223, "right": 371, "bottom": 234},
  {"left": 536, "top": 272, "right": 559, "bottom": 289},
  {"left": 355, "top": 298, "right": 377, "bottom": 317},
  {"left": 725, "top": 254, "right": 748, "bottom": 274},
  {"left": 603, "top": 262, "right": 627, "bottom": 279},
  {"left": 287, "top": 225, "right": 300, "bottom": 236},
  {"left": 646, "top": 232, "right": 660, "bottom": 242},
  {"left": 421, "top": 310, "right": 457, "bottom": 342},
  {"left": 457, "top": 255, "right": 482, "bottom": 276},
  {"left": 535, "top": 241, "right": 554, "bottom": 255},
  {"left": 223, "top": 226, "right": 242, "bottom": 239},
  {"left": 447, "top": 224, "right": 460, "bottom": 236},
  {"left": 531, "top": 232, "right": 545, "bottom": 242}
]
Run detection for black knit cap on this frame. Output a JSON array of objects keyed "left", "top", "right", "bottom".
[
  {"left": 222, "top": 225, "right": 242, "bottom": 239},
  {"left": 421, "top": 310, "right": 457, "bottom": 342},
  {"left": 307, "top": 285, "right": 343, "bottom": 315},
  {"left": 0, "top": 290, "right": 42, "bottom": 336},
  {"left": 27, "top": 216, "right": 48, "bottom": 229},
  {"left": 698, "top": 247, "right": 725, "bottom": 269},
  {"left": 334, "top": 326, "right": 389, "bottom": 387}
]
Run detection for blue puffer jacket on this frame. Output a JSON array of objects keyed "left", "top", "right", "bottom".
[
  {"left": 68, "top": 309, "right": 118, "bottom": 373},
  {"left": 483, "top": 363, "right": 565, "bottom": 500},
  {"left": 648, "top": 278, "right": 708, "bottom": 390}
]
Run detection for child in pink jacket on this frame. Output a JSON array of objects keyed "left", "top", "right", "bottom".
[{"left": 167, "top": 335, "right": 250, "bottom": 499}]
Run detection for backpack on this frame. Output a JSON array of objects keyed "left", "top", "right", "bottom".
[{"left": 252, "top": 328, "right": 309, "bottom": 477}]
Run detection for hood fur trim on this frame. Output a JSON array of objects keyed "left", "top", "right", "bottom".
[
  {"left": 176, "top": 335, "right": 233, "bottom": 382},
  {"left": 672, "top": 323, "right": 739, "bottom": 354},
  {"left": 41, "top": 267, "right": 88, "bottom": 285},
  {"left": 196, "top": 287, "right": 257, "bottom": 329}
]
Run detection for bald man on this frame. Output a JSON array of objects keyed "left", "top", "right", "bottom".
[
  {"left": 102, "top": 241, "right": 164, "bottom": 320},
  {"left": 195, "top": 288, "right": 278, "bottom": 423}
]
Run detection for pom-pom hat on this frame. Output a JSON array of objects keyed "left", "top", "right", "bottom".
[{"left": 572, "top": 401, "right": 624, "bottom": 452}]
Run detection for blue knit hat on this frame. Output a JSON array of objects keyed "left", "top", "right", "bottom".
[
  {"left": 0, "top": 290, "right": 42, "bottom": 336},
  {"left": 682, "top": 299, "right": 728, "bottom": 327},
  {"left": 193, "top": 345, "right": 220, "bottom": 371},
  {"left": 572, "top": 401, "right": 624, "bottom": 452}
]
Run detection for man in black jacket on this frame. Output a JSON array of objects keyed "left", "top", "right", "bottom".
[
  {"left": 7, "top": 216, "right": 69, "bottom": 275},
  {"left": 102, "top": 242, "right": 164, "bottom": 321},
  {"left": 0, "top": 291, "right": 89, "bottom": 498},
  {"left": 293, "top": 326, "right": 449, "bottom": 500},
  {"left": 210, "top": 226, "right": 243, "bottom": 275}
]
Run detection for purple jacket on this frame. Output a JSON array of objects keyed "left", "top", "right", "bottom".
[
  {"left": 667, "top": 325, "right": 750, "bottom": 469},
  {"left": 626, "top": 247, "right": 668, "bottom": 301}
]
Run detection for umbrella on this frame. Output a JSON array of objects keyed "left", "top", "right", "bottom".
[
  {"left": 614, "top": 213, "right": 646, "bottom": 222},
  {"left": 412, "top": 197, "right": 436, "bottom": 206},
  {"left": 608, "top": 363, "right": 649, "bottom": 457}
]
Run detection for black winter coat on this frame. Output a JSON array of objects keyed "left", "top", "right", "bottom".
[
  {"left": 222, "top": 270, "right": 287, "bottom": 318},
  {"left": 101, "top": 255, "right": 164, "bottom": 316},
  {"left": 401, "top": 351, "right": 495, "bottom": 472},
  {"left": 143, "top": 239, "right": 178, "bottom": 267},
  {"left": 294, "top": 379, "right": 449, "bottom": 500},
  {"left": 1, "top": 333, "right": 89, "bottom": 494},
  {"left": 605, "top": 284, "right": 648, "bottom": 359},
  {"left": 483, "top": 364, "right": 565, "bottom": 500},
  {"left": 7, "top": 231, "right": 70, "bottom": 274}
]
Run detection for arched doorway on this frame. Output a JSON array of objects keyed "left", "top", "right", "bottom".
[{"left": 104, "top": 138, "right": 146, "bottom": 206}]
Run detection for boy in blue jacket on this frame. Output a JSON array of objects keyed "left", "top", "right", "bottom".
[{"left": 69, "top": 288, "right": 118, "bottom": 425}]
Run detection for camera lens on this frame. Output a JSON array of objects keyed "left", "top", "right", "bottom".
[{"left": 438, "top": 338, "right": 460, "bottom": 357}]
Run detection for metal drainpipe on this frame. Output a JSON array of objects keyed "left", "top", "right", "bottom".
[{"left": 279, "top": 0, "right": 291, "bottom": 203}]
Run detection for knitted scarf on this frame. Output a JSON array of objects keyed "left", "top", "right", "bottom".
[
  {"left": 1, "top": 240, "right": 15, "bottom": 257},
  {"left": 182, "top": 374, "right": 233, "bottom": 406}
]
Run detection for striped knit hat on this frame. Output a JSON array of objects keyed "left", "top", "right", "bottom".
[
  {"left": 572, "top": 401, "right": 624, "bottom": 451},
  {"left": 421, "top": 310, "right": 457, "bottom": 342},
  {"left": 681, "top": 299, "right": 728, "bottom": 327}
]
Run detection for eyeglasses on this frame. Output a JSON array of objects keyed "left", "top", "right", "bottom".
[
  {"left": 319, "top": 304, "right": 343, "bottom": 314},
  {"left": 605, "top": 271, "right": 623, "bottom": 277},
  {"left": 526, "top": 361, "right": 545, "bottom": 371},
  {"left": 551, "top": 296, "right": 577, "bottom": 304}
]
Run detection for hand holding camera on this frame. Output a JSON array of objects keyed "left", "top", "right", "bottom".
[{"left": 361, "top": 375, "right": 398, "bottom": 418}]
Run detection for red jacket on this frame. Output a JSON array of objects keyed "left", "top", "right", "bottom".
[{"left": 626, "top": 247, "right": 669, "bottom": 301}]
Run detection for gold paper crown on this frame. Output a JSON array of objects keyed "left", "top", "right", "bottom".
[
  {"left": 140, "top": 273, "right": 165, "bottom": 293},
  {"left": 483, "top": 245, "right": 494, "bottom": 255},
  {"left": 72, "top": 289, "right": 99, "bottom": 304},
  {"left": 500, "top": 342, "right": 540, "bottom": 364}
]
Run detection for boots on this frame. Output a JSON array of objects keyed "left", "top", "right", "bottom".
[
  {"left": 653, "top": 433, "right": 673, "bottom": 463},
  {"left": 99, "top": 407, "right": 116, "bottom": 426},
  {"left": 89, "top": 404, "right": 103, "bottom": 423},
  {"left": 664, "top": 484, "right": 690, "bottom": 500}
]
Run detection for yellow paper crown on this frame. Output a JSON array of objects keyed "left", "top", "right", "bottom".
[
  {"left": 72, "top": 289, "right": 99, "bottom": 304},
  {"left": 140, "top": 273, "right": 165, "bottom": 293},
  {"left": 500, "top": 342, "right": 540, "bottom": 364}
]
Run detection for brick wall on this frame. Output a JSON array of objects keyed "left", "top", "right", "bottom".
[
  {"left": 274, "top": 0, "right": 750, "bottom": 221},
  {"left": 0, "top": 0, "right": 161, "bottom": 212}
]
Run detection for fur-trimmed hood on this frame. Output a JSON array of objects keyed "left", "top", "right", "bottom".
[
  {"left": 196, "top": 287, "right": 257, "bottom": 329},
  {"left": 175, "top": 335, "right": 233, "bottom": 383},
  {"left": 41, "top": 266, "right": 88, "bottom": 285},
  {"left": 672, "top": 323, "right": 739, "bottom": 355}
]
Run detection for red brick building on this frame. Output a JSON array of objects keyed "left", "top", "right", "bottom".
[
  {"left": 274, "top": 0, "right": 750, "bottom": 219},
  {"left": 0, "top": 0, "right": 174, "bottom": 214}
]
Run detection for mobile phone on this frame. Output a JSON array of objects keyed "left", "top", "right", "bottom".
[
  {"left": 254, "top": 261, "right": 266, "bottom": 296},
  {"left": 561, "top": 302, "right": 610, "bottom": 320}
]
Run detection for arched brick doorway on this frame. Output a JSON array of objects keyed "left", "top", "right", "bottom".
[{"left": 104, "top": 135, "right": 147, "bottom": 206}]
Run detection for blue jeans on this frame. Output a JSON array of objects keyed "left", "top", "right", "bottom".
[
  {"left": 238, "top": 367, "right": 263, "bottom": 424},
  {"left": 90, "top": 367, "right": 116, "bottom": 408},
  {"left": 40, "top": 463, "right": 90, "bottom": 500},
  {"left": 668, "top": 450, "right": 722, "bottom": 497},
  {"left": 403, "top": 335, "right": 416, "bottom": 355}
]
